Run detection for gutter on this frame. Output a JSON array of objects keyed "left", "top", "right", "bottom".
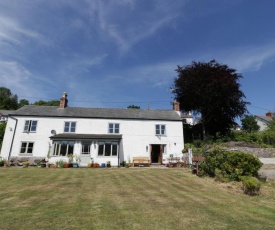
[{"left": 7, "top": 116, "right": 18, "bottom": 161}]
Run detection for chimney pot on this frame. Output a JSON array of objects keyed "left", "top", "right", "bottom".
[
  {"left": 60, "top": 92, "right": 68, "bottom": 108},
  {"left": 173, "top": 101, "right": 180, "bottom": 111}
]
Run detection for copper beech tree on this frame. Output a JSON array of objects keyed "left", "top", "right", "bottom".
[{"left": 172, "top": 60, "right": 249, "bottom": 137}]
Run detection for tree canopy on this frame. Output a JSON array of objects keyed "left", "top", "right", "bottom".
[
  {"left": 241, "top": 115, "right": 260, "bottom": 133},
  {"left": 127, "top": 105, "right": 140, "bottom": 109},
  {"left": 33, "top": 100, "right": 60, "bottom": 106},
  {"left": 0, "top": 87, "right": 18, "bottom": 110},
  {"left": 172, "top": 60, "right": 249, "bottom": 137}
]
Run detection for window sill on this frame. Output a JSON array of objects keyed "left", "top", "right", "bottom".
[{"left": 19, "top": 153, "right": 33, "bottom": 156}]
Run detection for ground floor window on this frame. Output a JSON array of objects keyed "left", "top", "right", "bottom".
[
  {"left": 98, "top": 142, "right": 118, "bottom": 156},
  {"left": 53, "top": 141, "right": 74, "bottom": 156},
  {"left": 20, "top": 142, "right": 34, "bottom": 154},
  {"left": 81, "top": 142, "right": 91, "bottom": 155}
]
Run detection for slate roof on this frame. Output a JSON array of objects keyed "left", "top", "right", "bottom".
[
  {"left": 255, "top": 115, "right": 272, "bottom": 123},
  {"left": 0, "top": 110, "right": 15, "bottom": 116},
  {"left": 10, "top": 105, "right": 181, "bottom": 121},
  {"left": 50, "top": 134, "right": 122, "bottom": 140}
]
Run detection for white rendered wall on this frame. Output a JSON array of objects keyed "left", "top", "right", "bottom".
[{"left": 1, "top": 116, "right": 184, "bottom": 165}]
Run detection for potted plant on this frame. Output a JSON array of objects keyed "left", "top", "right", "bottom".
[
  {"left": 73, "top": 154, "right": 80, "bottom": 168},
  {"left": 3, "top": 160, "right": 9, "bottom": 167},
  {"left": 106, "top": 161, "right": 111, "bottom": 168},
  {"left": 68, "top": 154, "right": 73, "bottom": 167},
  {"left": 22, "top": 161, "right": 30, "bottom": 168},
  {"left": 57, "top": 160, "right": 66, "bottom": 168},
  {"left": 40, "top": 159, "right": 47, "bottom": 168}
]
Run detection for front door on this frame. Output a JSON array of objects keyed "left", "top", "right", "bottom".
[
  {"left": 151, "top": 144, "right": 162, "bottom": 164},
  {"left": 80, "top": 142, "right": 92, "bottom": 167}
]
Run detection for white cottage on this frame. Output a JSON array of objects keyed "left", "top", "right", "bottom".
[{"left": 0, "top": 93, "right": 184, "bottom": 166}]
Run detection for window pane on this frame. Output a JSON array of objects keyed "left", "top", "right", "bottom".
[
  {"left": 109, "top": 124, "right": 113, "bottom": 133},
  {"left": 82, "top": 142, "right": 90, "bottom": 154},
  {"left": 68, "top": 142, "right": 74, "bottom": 155},
  {"left": 70, "top": 122, "right": 76, "bottom": 132},
  {"left": 115, "top": 124, "right": 119, "bottom": 133},
  {"left": 112, "top": 143, "right": 118, "bottom": 156},
  {"left": 98, "top": 143, "right": 104, "bottom": 156},
  {"left": 20, "top": 143, "right": 27, "bottom": 153},
  {"left": 24, "top": 120, "right": 30, "bottom": 132},
  {"left": 60, "top": 142, "right": 67, "bottom": 156},
  {"left": 161, "top": 125, "right": 165, "bottom": 135},
  {"left": 105, "top": 143, "right": 111, "bottom": 156},
  {"left": 156, "top": 125, "right": 160, "bottom": 135},
  {"left": 30, "top": 121, "right": 37, "bottom": 132},
  {"left": 27, "top": 143, "right": 34, "bottom": 153},
  {"left": 53, "top": 143, "right": 60, "bottom": 156},
  {"left": 64, "top": 122, "right": 70, "bottom": 132}
]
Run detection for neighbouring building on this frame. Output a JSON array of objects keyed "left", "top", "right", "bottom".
[
  {"left": 255, "top": 112, "right": 274, "bottom": 131},
  {"left": 0, "top": 93, "right": 184, "bottom": 166},
  {"left": 0, "top": 110, "right": 15, "bottom": 124}
]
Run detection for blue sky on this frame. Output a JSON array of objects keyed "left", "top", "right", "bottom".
[{"left": 0, "top": 0, "right": 275, "bottom": 116}]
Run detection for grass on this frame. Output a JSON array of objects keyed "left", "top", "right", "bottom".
[{"left": 0, "top": 167, "right": 275, "bottom": 230}]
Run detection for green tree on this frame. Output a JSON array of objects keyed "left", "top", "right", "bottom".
[
  {"left": 267, "top": 117, "right": 275, "bottom": 131},
  {"left": 172, "top": 60, "right": 249, "bottom": 137},
  {"left": 241, "top": 115, "right": 260, "bottom": 133},
  {"left": 33, "top": 100, "right": 60, "bottom": 106},
  {"left": 127, "top": 105, "right": 140, "bottom": 109},
  {"left": 0, "top": 87, "right": 18, "bottom": 110},
  {"left": 18, "top": 99, "right": 29, "bottom": 108}
]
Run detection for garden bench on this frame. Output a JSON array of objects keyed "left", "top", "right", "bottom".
[{"left": 132, "top": 157, "right": 150, "bottom": 167}]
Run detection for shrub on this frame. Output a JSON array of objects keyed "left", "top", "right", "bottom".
[
  {"left": 241, "top": 176, "right": 261, "bottom": 196},
  {"left": 57, "top": 160, "right": 66, "bottom": 168},
  {"left": 262, "top": 131, "right": 275, "bottom": 146},
  {"left": 200, "top": 149, "right": 263, "bottom": 181}
]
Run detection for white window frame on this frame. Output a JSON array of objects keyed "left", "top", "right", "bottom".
[
  {"left": 52, "top": 141, "right": 75, "bottom": 156},
  {"left": 64, "top": 121, "right": 76, "bottom": 133},
  {"left": 98, "top": 141, "right": 119, "bottom": 157},
  {"left": 155, "top": 124, "right": 166, "bottom": 136},
  {"left": 81, "top": 142, "right": 91, "bottom": 155},
  {"left": 23, "top": 120, "right": 38, "bottom": 132},
  {"left": 20, "top": 142, "right": 34, "bottom": 154},
  {"left": 108, "top": 123, "right": 120, "bottom": 134}
]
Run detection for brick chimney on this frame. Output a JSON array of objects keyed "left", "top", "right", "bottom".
[
  {"left": 173, "top": 101, "right": 180, "bottom": 112},
  {"left": 60, "top": 92, "right": 68, "bottom": 108},
  {"left": 266, "top": 112, "right": 272, "bottom": 118}
]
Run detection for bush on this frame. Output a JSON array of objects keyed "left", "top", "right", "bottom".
[
  {"left": 262, "top": 131, "right": 275, "bottom": 146},
  {"left": 56, "top": 160, "right": 66, "bottom": 168},
  {"left": 241, "top": 176, "right": 261, "bottom": 196},
  {"left": 200, "top": 149, "right": 263, "bottom": 181}
]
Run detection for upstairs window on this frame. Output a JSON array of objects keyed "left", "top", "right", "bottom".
[
  {"left": 20, "top": 142, "right": 34, "bottom": 154},
  {"left": 64, "top": 121, "right": 76, "bottom": 133},
  {"left": 24, "top": 120, "right": 38, "bottom": 132},
  {"left": 156, "top": 124, "right": 166, "bottom": 135},
  {"left": 109, "top": 123, "right": 120, "bottom": 134}
]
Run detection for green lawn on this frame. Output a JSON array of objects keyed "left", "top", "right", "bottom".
[{"left": 0, "top": 167, "right": 274, "bottom": 230}]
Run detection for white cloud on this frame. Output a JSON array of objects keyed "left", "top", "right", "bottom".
[
  {"left": 0, "top": 61, "right": 57, "bottom": 100},
  {"left": 209, "top": 43, "right": 275, "bottom": 73},
  {"left": 0, "top": 16, "right": 45, "bottom": 46},
  {"left": 0, "top": 61, "right": 31, "bottom": 94},
  {"left": 85, "top": 0, "right": 188, "bottom": 54}
]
